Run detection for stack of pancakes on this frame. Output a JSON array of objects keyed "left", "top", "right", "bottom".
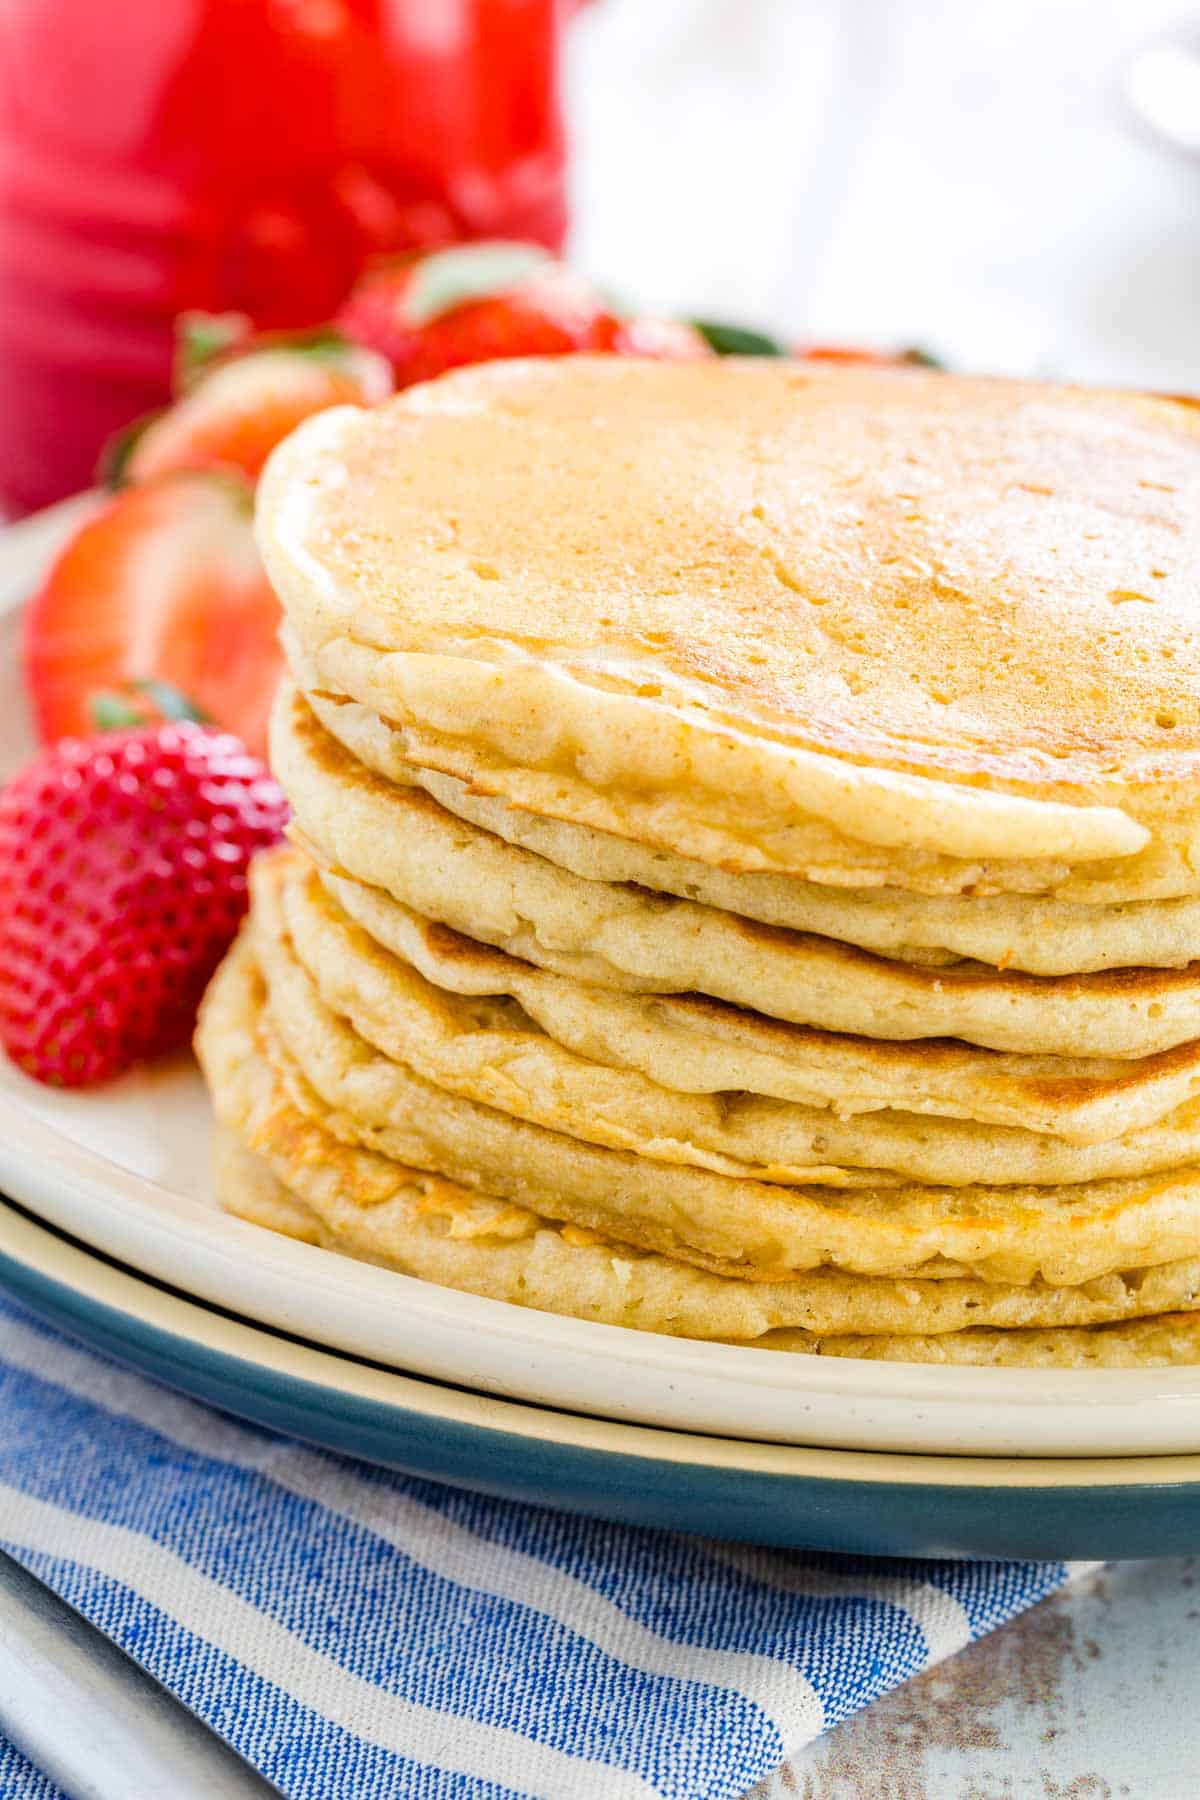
[{"left": 197, "top": 357, "right": 1200, "bottom": 1366}]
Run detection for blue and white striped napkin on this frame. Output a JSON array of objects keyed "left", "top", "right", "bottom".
[{"left": 0, "top": 1293, "right": 1081, "bottom": 1800}]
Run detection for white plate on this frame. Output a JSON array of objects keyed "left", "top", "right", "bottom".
[{"left": 4, "top": 502, "right": 1200, "bottom": 1460}]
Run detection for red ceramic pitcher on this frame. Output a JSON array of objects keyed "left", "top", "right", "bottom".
[{"left": 0, "top": 0, "right": 569, "bottom": 513}]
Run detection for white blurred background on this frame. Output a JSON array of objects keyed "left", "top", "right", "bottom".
[{"left": 567, "top": 0, "right": 1200, "bottom": 387}]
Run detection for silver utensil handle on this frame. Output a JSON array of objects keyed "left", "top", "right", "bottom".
[{"left": 0, "top": 1549, "right": 280, "bottom": 1799}]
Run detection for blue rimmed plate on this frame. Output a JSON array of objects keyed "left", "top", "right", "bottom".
[{"left": 2, "top": 1193, "right": 1200, "bottom": 1561}]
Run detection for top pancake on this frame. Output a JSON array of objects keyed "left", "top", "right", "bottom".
[{"left": 257, "top": 357, "right": 1200, "bottom": 891}]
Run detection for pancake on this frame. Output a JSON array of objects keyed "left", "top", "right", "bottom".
[
  {"left": 204, "top": 992, "right": 1200, "bottom": 1353},
  {"left": 213, "top": 922, "right": 1200, "bottom": 1289},
  {"left": 274, "top": 685, "right": 1200, "bottom": 1059},
  {"left": 324, "top": 865, "right": 1200, "bottom": 1145},
  {"left": 256, "top": 848, "right": 887, "bottom": 1188},
  {"left": 269, "top": 849, "right": 1200, "bottom": 1190},
  {"left": 306, "top": 680, "right": 1200, "bottom": 976},
  {"left": 257, "top": 358, "right": 1200, "bottom": 897},
  {"left": 794, "top": 1314, "right": 1200, "bottom": 1367},
  {"left": 214, "top": 1136, "right": 1200, "bottom": 1361},
  {"left": 214, "top": 1124, "right": 320, "bottom": 1243}
]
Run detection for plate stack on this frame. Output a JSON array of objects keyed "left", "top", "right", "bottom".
[{"left": 197, "top": 357, "right": 1200, "bottom": 1367}]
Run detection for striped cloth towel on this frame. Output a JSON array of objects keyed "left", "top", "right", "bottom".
[{"left": 0, "top": 1293, "right": 1083, "bottom": 1800}]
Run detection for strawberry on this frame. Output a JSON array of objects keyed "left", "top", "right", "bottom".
[
  {"left": 794, "top": 342, "right": 943, "bottom": 368},
  {"left": 0, "top": 723, "right": 287, "bottom": 1085},
  {"left": 598, "top": 316, "right": 714, "bottom": 360},
  {"left": 336, "top": 241, "right": 614, "bottom": 385},
  {"left": 109, "top": 325, "right": 392, "bottom": 486},
  {"left": 24, "top": 470, "right": 284, "bottom": 760}
]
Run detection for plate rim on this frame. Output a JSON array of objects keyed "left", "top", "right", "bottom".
[{"left": 5, "top": 1193, "right": 1200, "bottom": 1495}]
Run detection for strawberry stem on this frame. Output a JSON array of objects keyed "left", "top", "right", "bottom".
[
  {"left": 174, "top": 310, "right": 253, "bottom": 390},
  {"left": 132, "top": 679, "right": 209, "bottom": 722},
  {"left": 89, "top": 692, "right": 144, "bottom": 730},
  {"left": 690, "top": 320, "right": 785, "bottom": 357},
  {"left": 96, "top": 412, "right": 157, "bottom": 489},
  {"left": 88, "top": 681, "right": 209, "bottom": 732}
]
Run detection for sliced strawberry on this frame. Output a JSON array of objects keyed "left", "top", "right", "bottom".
[
  {"left": 111, "top": 333, "right": 392, "bottom": 486},
  {"left": 24, "top": 471, "right": 283, "bottom": 760},
  {"left": 599, "top": 315, "right": 714, "bottom": 359},
  {"left": 795, "top": 342, "right": 944, "bottom": 368},
  {"left": 336, "top": 242, "right": 614, "bottom": 386}
]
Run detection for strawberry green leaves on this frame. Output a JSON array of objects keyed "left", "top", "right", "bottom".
[
  {"left": 691, "top": 320, "right": 786, "bottom": 357},
  {"left": 88, "top": 679, "right": 209, "bottom": 731}
]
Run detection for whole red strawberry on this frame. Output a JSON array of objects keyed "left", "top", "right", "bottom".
[
  {"left": 337, "top": 242, "right": 614, "bottom": 386},
  {"left": 0, "top": 724, "right": 287, "bottom": 1085}
]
